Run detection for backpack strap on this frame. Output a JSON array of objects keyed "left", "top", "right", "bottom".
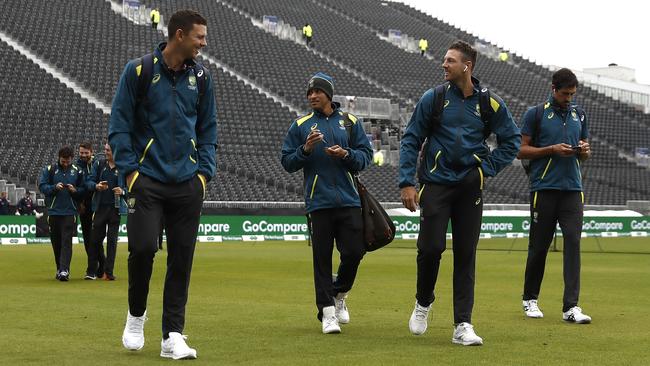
[
  {"left": 136, "top": 53, "right": 154, "bottom": 105},
  {"left": 343, "top": 111, "right": 354, "bottom": 141},
  {"left": 342, "top": 112, "right": 360, "bottom": 177},
  {"left": 531, "top": 102, "right": 546, "bottom": 147},
  {"left": 193, "top": 64, "right": 207, "bottom": 106},
  {"left": 48, "top": 163, "right": 56, "bottom": 185},
  {"left": 478, "top": 87, "right": 496, "bottom": 139},
  {"left": 428, "top": 83, "right": 448, "bottom": 138}
]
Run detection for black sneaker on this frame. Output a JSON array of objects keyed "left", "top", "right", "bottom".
[{"left": 84, "top": 274, "right": 97, "bottom": 280}]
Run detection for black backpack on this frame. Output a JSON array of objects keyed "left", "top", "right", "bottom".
[
  {"left": 417, "top": 83, "right": 495, "bottom": 180},
  {"left": 342, "top": 112, "right": 396, "bottom": 251},
  {"left": 135, "top": 53, "right": 207, "bottom": 107},
  {"left": 521, "top": 103, "right": 586, "bottom": 175}
]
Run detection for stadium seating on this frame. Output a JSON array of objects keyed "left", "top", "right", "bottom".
[{"left": 0, "top": 0, "right": 648, "bottom": 205}]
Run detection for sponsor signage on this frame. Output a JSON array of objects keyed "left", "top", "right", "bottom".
[{"left": 0, "top": 214, "right": 648, "bottom": 243}]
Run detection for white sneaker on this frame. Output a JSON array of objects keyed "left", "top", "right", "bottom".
[
  {"left": 59, "top": 270, "right": 69, "bottom": 282},
  {"left": 563, "top": 306, "right": 592, "bottom": 324},
  {"left": 523, "top": 300, "right": 544, "bottom": 318},
  {"left": 321, "top": 306, "right": 341, "bottom": 334},
  {"left": 409, "top": 301, "right": 431, "bottom": 335},
  {"left": 160, "top": 332, "right": 197, "bottom": 360},
  {"left": 452, "top": 322, "right": 483, "bottom": 346},
  {"left": 334, "top": 293, "right": 350, "bottom": 324},
  {"left": 122, "top": 310, "right": 147, "bottom": 351}
]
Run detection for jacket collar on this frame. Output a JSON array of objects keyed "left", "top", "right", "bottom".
[
  {"left": 154, "top": 42, "right": 197, "bottom": 74},
  {"left": 312, "top": 101, "right": 341, "bottom": 118},
  {"left": 447, "top": 76, "right": 482, "bottom": 98},
  {"left": 547, "top": 95, "right": 575, "bottom": 113}
]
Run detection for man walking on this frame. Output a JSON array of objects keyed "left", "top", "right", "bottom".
[
  {"left": 399, "top": 41, "right": 520, "bottom": 345},
  {"left": 281, "top": 72, "right": 372, "bottom": 334},
  {"left": 109, "top": 10, "right": 217, "bottom": 359},
  {"left": 39, "top": 146, "right": 86, "bottom": 281},
  {"left": 77, "top": 142, "right": 101, "bottom": 280},
  {"left": 518, "top": 68, "right": 592, "bottom": 324},
  {"left": 86, "top": 143, "right": 127, "bottom": 281}
]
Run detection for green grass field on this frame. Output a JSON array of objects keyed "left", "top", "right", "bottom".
[{"left": 1, "top": 238, "right": 649, "bottom": 365}]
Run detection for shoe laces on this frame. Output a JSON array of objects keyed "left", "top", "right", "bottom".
[
  {"left": 457, "top": 323, "right": 477, "bottom": 337},
  {"left": 414, "top": 304, "right": 429, "bottom": 321},
  {"left": 323, "top": 315, "right": 338, "bottom": 328},
  {"left": 570, "top": 306, "right": 583, "bottom": 315},
  {"left": 127, "top": 315, "right": 147, "bottom": 333},
  {"left": 169, "top": 333, "right": 190, "bottom": 346},
  {"left": 527, "top": 300, "right": 541, "bottom": 313}
]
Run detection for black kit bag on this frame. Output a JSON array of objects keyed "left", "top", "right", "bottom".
[{"left": 342, "top": 112, "right": 395, "bottom": 251}]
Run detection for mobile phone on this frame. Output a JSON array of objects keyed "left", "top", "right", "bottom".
[
  {"left": 312, "top": 129, "right": 327, "bottom": 144},
  {"left": 571, "top": 146, "right": 581, "bottom": 152}
]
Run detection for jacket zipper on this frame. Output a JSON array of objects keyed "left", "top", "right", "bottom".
[
  {"left": 541, "top": 158, "right": 552, "bottom": 180},
  {"left": 171, "top": 72, "right": 178, "bottom": 179},
  {"left": 190, "top": 138, "right": 197, "bottom": 163},
  {"left": 429, "top": 150, "right": 442, "bottom": 172},
  {"left": 325, "top": 116, "right": 341, "bottom": 205},
  {"left": 139, "top": 138, "right": 154, "bottom": 163},
  {"left": 310, "top": 175, "right": 319, "bottom": 200}
]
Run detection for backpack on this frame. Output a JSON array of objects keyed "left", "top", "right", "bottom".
[
  {"left": 342, "top": 112, "right": 396, "bottom": 251},
  {"left": 417, "top": 83, "right": 495, "bottom": 180},
  {"left": 135, "top": 53, "right": 207, "bottom": 108},
  {"left": 521, "top": 103, "right": 586, "bottom": 175}
]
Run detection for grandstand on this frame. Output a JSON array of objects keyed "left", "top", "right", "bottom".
[{"left": 0, "top": 0, "right": 648, "bottom": 207}]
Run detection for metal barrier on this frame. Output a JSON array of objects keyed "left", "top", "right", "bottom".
[{"left": 332, "top": 96, "right": 393, "bottom": 120}]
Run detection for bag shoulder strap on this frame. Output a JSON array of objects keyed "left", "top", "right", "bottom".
[
  {"left": 193, "top": 63, "right": 207, "bottom": 103},
  {"left": 48, "top": 163, "right": 56, "bottom": 184},
  {"left": 478, "top": 87, "right": 497, "bottom": 139},
  {"left": 342, "top": 111, "right": 354, "bottom": 142},
  {"left": 136, "top": 53, "right": 154, "bottom": 105},
  {"left": 427, "top": 83, "right": 447, "bottom": 137},
  {"left": 531, "top": 102, "right": 546, "bottom": 146}
]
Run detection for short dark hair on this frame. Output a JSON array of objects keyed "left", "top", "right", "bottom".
[
  {"left": 79, "top": 141, "right": 93, "bottom": 150},
  {"left": 168, "top": 10, "right": 207, "bottom": 40},
  {"left": 552, "top": 68, "right": 578, "bottom": 90},
  {"left": 448, "top": 40, "right": 477, "bottom": 70},
  {"left": 58, "top": 146, "right": 74, "bottom": 159}
]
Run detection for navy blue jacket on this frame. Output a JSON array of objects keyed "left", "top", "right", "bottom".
[
  {"left": 399, "top": 80, "right": 521, "bottom": 187},
  {"left": 521, "top": 98, "right": 589, "bottom": 192},
  {"left": 108, "top": 42, "right": 217, "bottom": 184},
  {"left": 85, "top": 160, "right": 128, "bottom": 215},
  {"left": 39, "top": 163, "right": 85, "bottom": 216},
  {"left": 281, "top": 104, "right": 372, "bottom": 213}
]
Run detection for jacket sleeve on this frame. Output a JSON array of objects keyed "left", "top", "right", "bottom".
[
  {"left": 281, "top": 121, "right": 309, "bottom": 173},
  {"left": 481, "top": 99, "right": 521, "bottom": 177},
  {"left": 342, "top": 118, "right": 372, "bottom": 172},
  {"left": 398, "top": 89, "right": 434, "bottom": 188},
  {"left": 196, "top": 67, "right": 218, "bottom": 181},
  {"left": 38, "top": 166, "right": 56, "bottom": 196},
  {"left": 108, "top": 61, "right": 140, "bottom": 178}
]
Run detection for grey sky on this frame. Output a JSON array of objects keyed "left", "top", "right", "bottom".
[{"left": 400, "top": 0, "right": 648, "bottom": 85}]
